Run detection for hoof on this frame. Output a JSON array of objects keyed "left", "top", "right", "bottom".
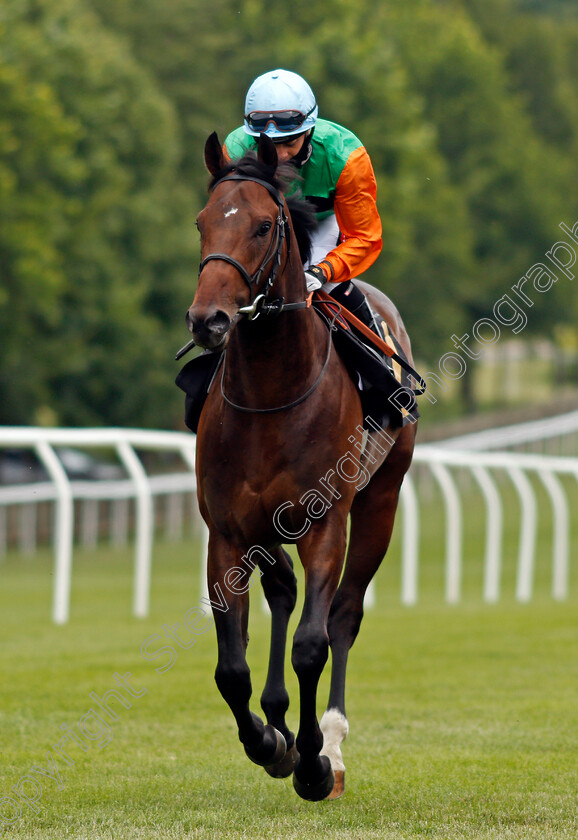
[
  {"left": 326, "top": 769, "right": 345, "bottom": 800},
  {"left": 292, "top": 756, "right": 335, "bottom": 801},
  {"left": 244, "top": 725, "right": 286, "bottom": 767},
  {"left": 265, "top": 743, "right": 300, "bottom": 778}
]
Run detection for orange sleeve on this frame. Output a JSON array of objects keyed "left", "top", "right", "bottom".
[{"left": 319, "top": 146, "right": 382, "bottom": 284}]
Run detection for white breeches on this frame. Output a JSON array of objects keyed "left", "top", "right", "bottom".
[{"left": 306, "top": 213, "right": 355, "bottom": 292}]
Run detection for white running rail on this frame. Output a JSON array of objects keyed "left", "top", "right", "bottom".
[
  {"left": 0, "top": 427, "right": 198, "bottom": 624},
  {"left": 433, "top": 408, "right": 578, "bottom": 452},
  {"left": 402, "top": 447, "right": 577, "bottom": 606},
  {"left": 1, "top": 423, "right": 576, "bottom": 622}
]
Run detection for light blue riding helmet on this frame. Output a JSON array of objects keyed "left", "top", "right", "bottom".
[{"left": 243, "top": 69, "right": 318, "bottom": 139}]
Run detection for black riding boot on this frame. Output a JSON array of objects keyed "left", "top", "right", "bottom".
[{"left": 329, "top": 281, "right": 382, "bottom": 337}]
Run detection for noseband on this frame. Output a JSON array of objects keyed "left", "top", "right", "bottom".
[{"left": 198, "top": 174, "right": 291, "bottom": 315}]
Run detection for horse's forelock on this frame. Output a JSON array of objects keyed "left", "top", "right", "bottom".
[{"left": 208, "top": 152, "right": 281, "bottom": 193}]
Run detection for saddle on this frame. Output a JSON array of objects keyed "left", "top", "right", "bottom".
[
  {"left": 313, "top": 298, "right": 420, "bottom": 430},
  {"left": 175, "top": 301, "right": 421, "bottom": 434}
]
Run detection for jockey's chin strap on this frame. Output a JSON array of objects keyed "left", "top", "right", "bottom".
[{"left": 198, "top": 174, "right": 313, "bottom": 321}]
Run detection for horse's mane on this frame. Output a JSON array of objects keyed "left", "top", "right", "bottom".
[{"left": 208, "top": 153, "right": 317, "bottom": 266}]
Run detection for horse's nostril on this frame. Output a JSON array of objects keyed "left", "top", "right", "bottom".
[
  {"left": 186, "top": 308, "right": 231, "bottom": 346},
  {"left": 207, "top": 310, "right": 231, "bottom": 336}
]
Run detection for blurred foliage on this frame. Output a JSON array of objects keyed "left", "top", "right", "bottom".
[
  {"left": 0, "top": 0, "right": 195, "bottom": 427},
  {"left": 1, "top": 0, "right": 577, "bottom": 427}
]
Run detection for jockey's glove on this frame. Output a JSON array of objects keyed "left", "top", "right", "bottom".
[{"left": 304, "top": 264, "right": 326, "bottom": 292}]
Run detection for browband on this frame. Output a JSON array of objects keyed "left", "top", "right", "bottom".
[{"left": 212, "top": 174, "right": 284, "bottom": 207}]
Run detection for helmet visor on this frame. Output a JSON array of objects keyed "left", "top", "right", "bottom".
[{"left": 245, "top": 104, "right": 316, "bottom": 133}]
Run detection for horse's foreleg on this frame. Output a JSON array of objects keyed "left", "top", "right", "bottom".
[
  {"left": 291, "top": 522, "right": 347, "bottom": 801},
  {"left": 259, "top": 548, "right": 299, "bottom": 778},
  {"left": 208, "top": 534, "right": 286, "bottom": 768}
]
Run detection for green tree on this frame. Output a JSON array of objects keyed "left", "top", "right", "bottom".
[
  {"left": 3, "top": 0, "right": 578, "bottom": 426},
  {"left": 0, "top": 4, "right": 82, "bottom": 422},
  {"left": 0, "top": 0, "right": 195, "bottom": 427},
  {"left": 388, "top": 1, "right": 574, "bottom": 403},
  {"left": 90, "top": 0, "right": 246, "bottom": 198},
  {"left": 89, "top": 0, "right": 578, "bottom": 411}
]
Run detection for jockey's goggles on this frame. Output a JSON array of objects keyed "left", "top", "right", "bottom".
[{"left": 244, "top": 104, "right": 316, "bottom": 133}]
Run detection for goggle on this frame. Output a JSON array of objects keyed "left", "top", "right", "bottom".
[{"left": 245, "top": 104, "right": 316, "bottom": 133}]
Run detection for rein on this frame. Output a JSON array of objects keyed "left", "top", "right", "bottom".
[
  {"left": 180, "top": 170, "right": 425, "bottom": 411},
  {"left": 219, "top": 308, "right": 337, "bottom": 414},
  {"left": 316, "top": 291, "right": 427, "bottom": 396}
]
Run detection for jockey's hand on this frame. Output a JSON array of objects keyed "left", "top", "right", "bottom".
[{"left": 304, "top": 264, "right": 326, "bottom": 292}]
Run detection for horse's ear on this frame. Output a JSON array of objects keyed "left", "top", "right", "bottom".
[
  {"left": 205, "top": 132, "right": 225, "bottom": 175},
  {"left": 257, "top": 133, "right": 278, "bottom": 170}
]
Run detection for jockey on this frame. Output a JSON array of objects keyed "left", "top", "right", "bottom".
[{"left": 223, "top": 68, "right": 384, "bottom": 336}]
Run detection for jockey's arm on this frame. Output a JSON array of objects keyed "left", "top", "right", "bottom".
[{"left": 317, "top": 146, "right": 383, "bottom": 287}]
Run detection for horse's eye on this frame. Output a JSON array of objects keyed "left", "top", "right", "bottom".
[
  {"left": 195, "top": 219, "right": 200, "bottom": 231},
  {"left": 256, "top": 221, "right": 272, "bottom": 237}
]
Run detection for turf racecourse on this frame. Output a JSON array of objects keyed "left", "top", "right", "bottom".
[{"left": 1, "top": 532, "right": 576, "bottom": 840}]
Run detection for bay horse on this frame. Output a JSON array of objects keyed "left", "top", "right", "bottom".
[{"left": 185, "top": 132, "right": 417, "bottom": 801}]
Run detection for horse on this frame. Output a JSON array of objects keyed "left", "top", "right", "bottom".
[{"left": 184, "top": 131, "right": 417, "bottom": 801}]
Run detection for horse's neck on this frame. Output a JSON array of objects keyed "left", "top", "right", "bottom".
[{"left": 224, "top": 262, "right": 322, "bottom": 404}]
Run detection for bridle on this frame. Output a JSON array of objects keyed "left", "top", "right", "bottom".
[
  {"left": 198, "top": 174, "right": 310, "bottom": 320},
  {"left": 196, "top": 171, "right": 333, "bottom": 414},
  {"left": 175, "top": 171, "right": 312, "bottom": 363}
]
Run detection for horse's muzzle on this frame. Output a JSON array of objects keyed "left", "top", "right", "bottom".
[{"left": 185, "top": 307, "right": 231, "bottom": 350}]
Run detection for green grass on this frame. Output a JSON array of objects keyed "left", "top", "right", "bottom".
[{"left": 0, "top": 502, "right": 577, "bottom": 839}]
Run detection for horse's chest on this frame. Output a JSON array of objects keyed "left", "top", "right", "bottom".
[
  {"left": 201, "top": 442, "right": 290, "bottom": 500},
  {"left": 198, "top": 425, "right": 323, "bottom": 533}
]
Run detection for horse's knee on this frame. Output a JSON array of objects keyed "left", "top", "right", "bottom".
[
  {"left": 291, "top": 624, "right": 329, "bottom": 680},
  {"left": 282, "top": 572, "right": 298, "bottom": 612}
]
